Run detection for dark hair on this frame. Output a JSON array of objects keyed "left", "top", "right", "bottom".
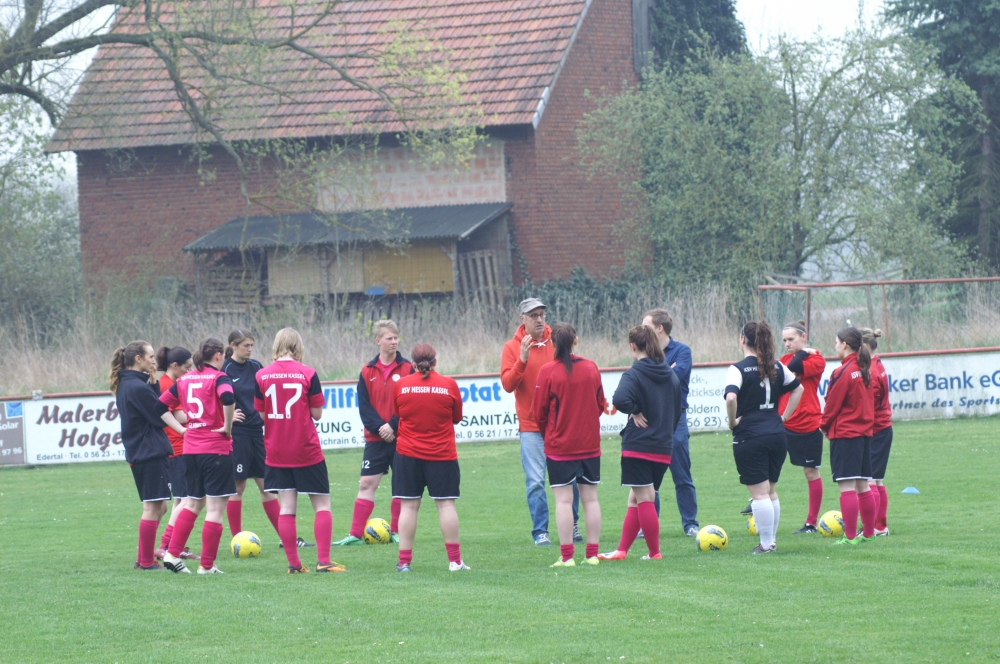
[
  {"left": 110, "top": 341, "right": 151, "bottom": 393},
  {"left": 837, "top": 326, "right": 871, "bottom": 386},
  {"left": 860, "top": 327, "right": 882, "bottom": 353},
  {"left": 411, "top": 343, "right": 437, "bottom": 378},
  {"left": 155, "top": 346, "right": 192, "bottom": 372},
  {"left": 742, "top": 321, "right": 777, "bottom": 383},
  {"left": 644, "top": 308, "right": 673, "bottom": 336},
  {"left": 225, "top": 328, "right": 255, "bottom": 358},
  {"left": 192, "top": 338, "right": 225, "bottom": 371},
  {"left": 782, "top": 320, "right": 807, "bottom": 336},
  {"left": 628, "top": 325, "right": 665, "bottom": 362},
  {"left": 552, "top": 322, "right": 577, "bottom": 373}
]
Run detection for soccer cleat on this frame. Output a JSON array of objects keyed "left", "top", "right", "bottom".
[
  {"left": 534, "top": 533, "right": 552, "bottom": 546},
  {"left": 856, "top": 535, "right": 876, "bottom": 543},
  {"left": 197, "top": 564, "right": 224, "bottom": 574},
  {"left": 685, "top": 526, "right": 699, "bottom": 537},
  {"left": 597, "top": 550, "right": 627, "bottom": 561},
  {"left": 640, "top": 553, "right": 663, "bottom": 560},
  {"left": 287, "top": 565, "right": 310, "bottom": 574},
  {"left": 162, "top": 552, "right": 191, "bottom": 574},
  {"left": 390, "top": 532, "right": 400, "bottom": 543},
  {"left": 636, "top": 529, "right": 645, "bottom": 539},
  {"left": 740, "top": 500, "right": 753, "bottom": 515},
  {"left": 873, "top": 527, "right": 890, "bottom": 537},
  {"left": 279, "top": 537, "right": 314, "bottom": 548},
  {"left": 449, "top": 561, "right": 471, "bottom": 572},
  {"left": 550, "top": 558, "right": 575, "bottom": 568},
  {"left": 581, "top": 556, "right": 599, "bottom": 566},
  {"left": 332, "top": 535, "right": 364, "bottom": 547},
  {"left": 316, "top": 562, "right": 347, "bottom": 573},
  {"left": 134, "top": 561, "right": 165, "bottom": 571},
  {"left": 179, "top": 547, "right": 200, "bottom": 561},
  {"left": 751, "top": 544, "right": 775, "bottom": 554},
  {"left": 572, "top": 523, "right": 583, "bottom": 543},
  {"left": 834, "top": 536, "right": 859, "bottom": 546},
  {"left": 396, "top": 563, "right": 411, "bottom": 572},
  {"left": 793, "top": 523, "right": 818, "bottom": 534}
]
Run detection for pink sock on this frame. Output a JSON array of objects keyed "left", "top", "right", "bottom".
[
  {"left": 279, "top": 514, "right": 301, "bottom": 568},
  {"left": 314, "top": 510, "right": 333, "bottom": 566},
  {"left": 200, "top": 521, "right": 224, "bottom": 570},
  {"left": 390, "top": 498, "right": 402, "bottom": 533},
  {"left": 869, "top": 486, "right": 881, "bottom": 528},
  {"left": 138, "top": 519, "right": 159, "bottom": 566},
  {"left": 168, "top": 508, "right": 198, "bottom": 557},
  {"left": 262, "top": 498, "right": 281, "bottom": 535},
  {"left": 876, "top": 485, "right": 888, "bottom": 529},
  {"left": 840, "top": 491, "right": 859, "bottom": 540},
  {"left": 445, "top": 542, "right": 462, "bottom": 564},
  {"left": 159, "top": 523, "right": 174, "bottom": 551},
  {"left": 350, "top": 498, "right": 375, "bottom": 539},
  {"left": 617, "top": 506, "right": 641, "bottom": 553},
  {"left": 399, "top": 549, "right": 413, "bottom": 566},
  {"left": 585, "top": 543, "right": 599, "bottom": 559},
  {"left": 637, "top": 501, "right": 660, "bottom": 556},
  {"left": 227, "top": 500, "right": 243, "bottom": 537},
  {"left": 560, "top": 544, "right": 574, "bottom": 562},
  {"left": 858, "top": 490, "right": 876, "bottom": 538},
  {"left": 806, "top": 478, "right": 823, "bottom": 526}
]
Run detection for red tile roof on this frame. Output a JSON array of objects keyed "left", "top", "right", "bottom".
[{"left": 49, "top": 0, "right": 590, "bottom": 152}]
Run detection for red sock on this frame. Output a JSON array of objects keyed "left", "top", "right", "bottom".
[
  {"left": 840, "top": 491, "right": 859, "bottom": 540},
  {"left": 445, "top": 542, "right": 462, "bottom": 564},
  {"left": 637, "top": 501, "right": 660, "bottom": 556},
  {"left": 390, "top": 497, "right": 402, "bottom": 533},
  {"left": 200, "top": 521, "right": 224, "bottom": 570},
  {"left": 399, "top": 549, "right": 413, "bottom": 566},
  {"left": 227, "top": 500, "right": 243, "bottom": 537},
  {"left": 279, "top": 514, "right": 301, "bottom": 568},
  {"left": 314, "top": 510, "right": 333, "bottom": 566},
  {"left": 858, "top": 490, "right": 876, "bottom": 538},
  {"left": 806, "top": 478, "right": 823, "bottom": 526},
  {"left": 585, "top": 543, "right": 599, "bottom": 559},
  {"left": 138, "top": 519, "right": 159, "bottom": 566},
  {"left": 262, "top": 498, "right": 281, "bottom": 535},
  {"left": 168, "top": 508, "right": 198, "bottom": 557},
  {"left": 869, "top": 486, "right": 881, "bottom": 529},
  {"left": 560, "top": 544, "right": 574, "bottom": 562},
  {"left": 876, "top": 485, "right": 888, "bottom": 529},
  {"left": 350, "top": 498, "right": 375, "bottom": 539},
  {"left": 159, "top": 523, "right": 174, "bottom": 551},
  {"left": 617, "top": 506, "right": 641, "bottom": 553}
]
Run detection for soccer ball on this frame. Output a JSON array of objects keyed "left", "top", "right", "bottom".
[
  {"left": 231, "top": 531, "right": 262, "bottom": 558},
  {"left": 696, "top": 525, "right": 728, "bottom": 551},
  {"left": 818, "top": 511, "right": 845, "bottom": 538},
  {"left": 363, "top": 518, "right": 392, "bottom": 544},
  {"left": 746, "top": 515, "right": 757, "bottom": 536}
]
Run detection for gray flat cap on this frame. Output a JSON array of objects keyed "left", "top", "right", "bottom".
[{"left": 518, "top": 297, "right": 547, "bottom": 314}]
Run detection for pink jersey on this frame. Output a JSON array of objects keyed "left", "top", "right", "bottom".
[
  {"left": 159, "top": 366, "right": 234, "bottom": 455},
  {"left": 254, "top": 359, "right": 326, "bottom": 468}
]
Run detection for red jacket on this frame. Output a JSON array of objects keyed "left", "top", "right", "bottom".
[
  {"left": 158, "top": 374, "right": 185, "bottom": 457},
  {"left": 779, "top": 351, "right": 825, "bottom": 433},
  {"left": 358, "top": 352, "right": 414, "bottom": 444},
  {"left": 500, "top": 324, "right": 554, "bottom": 432},
  {"left": 533, "top": 356, "right": 606, "bottom": 459},
  {"left": 820, "top": 354, "right": 874, "bottom": 439},
  {"left": 871, "top": 356, "right": 892, "bottom": 433},
  {"left": 393, "top": 371, "right": 463, "bottom": 461}
]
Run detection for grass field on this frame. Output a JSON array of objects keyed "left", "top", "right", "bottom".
[{"left": 1, "top": 417, "right": 998, "bottom": 663}]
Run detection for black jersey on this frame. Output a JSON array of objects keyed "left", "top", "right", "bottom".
[
  {"left": 222, "top": 356, "right": 264, "bottom": 430},
  {"left": 724, "top": 356, "right": 800, "bottom": 439}
]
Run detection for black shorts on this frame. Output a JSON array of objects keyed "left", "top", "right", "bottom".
[
  {"left": 231, "top": 427, "right": 266, "bottom": 481},
  {"left": 620, "top": 456, "right": 669, "bottom": 490},
  {"left": 167, "top": 455, "right": 188, "bottom": 499},
  {"left": 829, "top": 436, "right": 872, "bottom": 482},
  {"left": 264, "top": 460, "right": 330, "bottom": 495},
  {"left": 391, "top": 453, "right": 460, "bottom": 500},
  {"left": 547, "top": 456, "right": 600, "bottom": 487},
  {"left": 785, "top": 428, "right": 823, "bottom": 468},
  {"left": 184, "top": 453, "right": 237, "bottom": 499},
  {"left": 361, "top": 441, "right": 396, "bottom": 476},
  {"left": 131, "top": 457, "right": 172, "bottom": 503},
  {"left": 732, "top": 433, "right": 786, "bottom": 486},
  {"left": 870, "top": 427, "right": 893, "bottom": 480}
]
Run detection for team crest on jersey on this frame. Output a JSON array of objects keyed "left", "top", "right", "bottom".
[{"left": 393, "top": 374, "right": 400, "bottom": 381}]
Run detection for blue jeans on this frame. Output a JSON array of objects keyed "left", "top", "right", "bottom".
[
  {"left": 520, "top": 431, "right": 579, "bottom": 537},
  {"left": 657, "top": 414, "right": 699, "bottom": 531}
]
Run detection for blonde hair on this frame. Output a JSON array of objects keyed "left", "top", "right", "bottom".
[
  {"left": 272, "top": 327, "right": 304, "bottom": 361},
  {"left": 373, "top": 319, "right": 399, "bottom": 340}
]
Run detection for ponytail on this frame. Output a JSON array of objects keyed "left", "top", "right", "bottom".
[
  {"left": 742, "top": 321, "right": 776, "bottom": 383},
  {"left": 110, "top": 341, "right": 151, "bottom": 393},
  {"left": 192, "top": 338, "right": 225, "bottom": 371},
  {"left": 860, "top": 327, "right": 882, "bottom": 353},
  {"left": 552, "top": 322, "right": 577, "bottom": 373},
  {"left": 628, "top": 325, "right": 665, "bottom": 362},
  {"left": 411, "top": 343, "right": 437, "bottom": 378},
  {"left": 837, "top": 326, "right": 871, "bottom": 387},
  {"left": 156, "top": 346, "right": 192, "bottom": 372}
]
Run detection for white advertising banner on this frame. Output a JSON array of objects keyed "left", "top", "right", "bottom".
[{"left": 8, "top": 350, "right": 1000, "bottom": 466}]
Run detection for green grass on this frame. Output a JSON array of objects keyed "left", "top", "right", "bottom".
[{"left": 1, "top": 418, "right": 999, "bottom": 663}]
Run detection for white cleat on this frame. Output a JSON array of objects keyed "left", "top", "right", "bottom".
[
  {"left": 162, "top": 552, "right": 191, "bottom": 574},
  {"left": 197, "top": 564, "right": 224, "bottom": 574},
  {"left": 873, "top": 527, "right": 890, "bottom": 537},
  {"left": 448, "top": 561, "right": 471, "bottom": 572}
]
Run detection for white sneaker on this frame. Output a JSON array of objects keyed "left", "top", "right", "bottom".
[
  {"left": 197, "top": 564, "right": 224, "bottom": 574},
  {"left": 449, "top": 561, "right": 471, "bottom": 572},
  {"left": 162, "top": 552, "right": 191, "bottom": 574},
  {"left": 873, "top": 527, "right": 890, "bottom": 537}
]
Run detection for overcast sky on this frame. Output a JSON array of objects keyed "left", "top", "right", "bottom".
[{"left": 736, "top": 0, "right": 885, "bottom": 50}]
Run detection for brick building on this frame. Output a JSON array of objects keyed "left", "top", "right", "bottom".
[{"left": 49, "top": 0, "right": 641, "bottom": 304}]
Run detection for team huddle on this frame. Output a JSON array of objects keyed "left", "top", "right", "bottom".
[{"left": 110, "top": 299, "right": 892, "bottom": 574}]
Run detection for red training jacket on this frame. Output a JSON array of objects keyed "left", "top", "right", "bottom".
[
  {"left": 500, "top": 324, "right": 554, "bottom": 433},
  {"left": 820, "top": 353, "right": 874, "bottom": 439},
  {"left": 778, "top": 351, "right": 825, "bottom": 433},
  {"left": 393, "top": 371, "right": 463, "bottom": 461},
  {"left": 533, "top": 355, "right": 606, "bottom": 459},
  {"left": 871, "top": 356, "right": 893, "bottom": 433},
  {"left": 357, "top": 352, "right": 414, "bottom": 443}
]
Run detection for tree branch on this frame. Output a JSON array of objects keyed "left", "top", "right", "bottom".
[{"left": 0, "top": 80, "right": 60, "bottom": 125}]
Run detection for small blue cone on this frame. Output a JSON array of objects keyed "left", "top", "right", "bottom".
[{"left": 901, "top": 486, "right": 920, "bottom": 495}]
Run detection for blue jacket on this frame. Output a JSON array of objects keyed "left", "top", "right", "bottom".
[
  {"left": 612, "top": 358, "right": 682, "bottom": 457},
  {"left": 664, "top": 338, "right": 692, "bottom": 410}
]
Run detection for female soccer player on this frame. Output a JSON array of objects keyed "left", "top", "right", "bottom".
[
  {"left": 862, "top": 328, "right": 892, "bottom": 536},
  {"left": 820, "top": 326, "right": 876, "bottom": 545},
  {"left": 335, "top": 320, "right": 413, "bottom": 546},
  {"left": 255, "top": 328, "right": 344, "bottom": 574},
  {"left": 222, "top": 329, "right": 284, "bottom": 544},
  {"left": 533, "top": 323, "right": 606, "bottom": 567},
  {"left": 725, "top": 321, "right": 803, "bottom": 554},
  {"left": 778, "top": 321, "right": 827, "bottom": 534},
  {"left": 159, "top": 338, "right": 237, "bottom": 574},
  {"left": 111, "top": 341, "right": 186, "bottom": 571},
  {"left": 600, "top": 325, "right": 681, "bottom": 562},
  {"left": 391, "top": 343, "right": 467, "bottom": 572}
]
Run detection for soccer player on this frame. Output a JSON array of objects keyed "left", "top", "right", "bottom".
[
  {"left": 391, "top": 343, "right": 468, "bottom": 572},
  {"left": 111, "top": 341, "right": 186, "bottom": 571},
  {"left": 159, "top": 338, "right": 237, "bottom": 574},
  {"left": 334, "top": 320, "right": 413, "bottom": 546},
  {"left": 778, "top": 321, "right": 827, "bottom": 534},
  {"left": 820, "top": 326, "right": 877, "bottom": 545},
  {"left": 255, "top": 328, "right": 344, "bottom": 573},
  {"left": 599, "top": 325, "right": 681, "bottom": 562},
  {"left": 533, "top": 323, "right": 606, "bottom": 567},
  {"left": 724, "top": 321, "right": 803, "bottom": 554},
  {"left": 222, "top": 329, "right": 285, "bottom": 545},
  {"left": 862, "top": 328, "right": 892, "bottom": 536}
]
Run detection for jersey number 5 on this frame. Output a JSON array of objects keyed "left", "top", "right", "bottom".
[
  {"left": 186, "top": 383, "right": 205, "bottom": 419},
  {"left": 264, "top": 383, "right": 303, "bottom": 420}
]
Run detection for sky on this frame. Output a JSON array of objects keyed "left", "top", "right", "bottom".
[{"left": 736, "top": 0, "right": 885, "bottom": 51}]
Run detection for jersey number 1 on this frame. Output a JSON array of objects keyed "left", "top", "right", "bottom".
[
  {"left": 264, "top": 383, "right": 303, "bottom": 420},
  {"left": 759, "top": 379, "right": 774, "bottom": 410}
]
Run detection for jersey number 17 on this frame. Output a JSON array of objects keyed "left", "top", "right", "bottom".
[{"left": 263, "top": 383, "right": 303, "bottom": 420}]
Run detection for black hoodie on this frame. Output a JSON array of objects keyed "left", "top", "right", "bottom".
[
  {"left": 612, "top": 357, "right": 682, "bottom": 456},
  {"left": 115, "top": 369, "right": 173, "bottom": 464}
]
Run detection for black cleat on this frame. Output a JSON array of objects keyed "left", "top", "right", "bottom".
[
  {"left": 793, "top": 523, "right": 818, "bottom": 534},
  {"left": 740, "top": 500, "right": 753, "bottom": 515}
]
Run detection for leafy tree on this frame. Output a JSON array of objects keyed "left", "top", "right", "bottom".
[{"left": 649, "top": 0, "right": 746, "bottom": 69}]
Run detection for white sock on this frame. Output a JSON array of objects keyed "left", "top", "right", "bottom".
[
  {"left": 770, "top": 498, "right": 781, "bottom": 547},
  {"left": 751, "top": 499, "right": 774, "bottom": 549}
]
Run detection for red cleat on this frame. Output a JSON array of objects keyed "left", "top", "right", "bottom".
[{"left": 597, "top": 550, "right": 628, "bottom": 561}]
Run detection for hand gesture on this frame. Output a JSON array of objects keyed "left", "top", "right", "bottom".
[{"left": 519, "top": 335, "right": 533, "bottom": 363}]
